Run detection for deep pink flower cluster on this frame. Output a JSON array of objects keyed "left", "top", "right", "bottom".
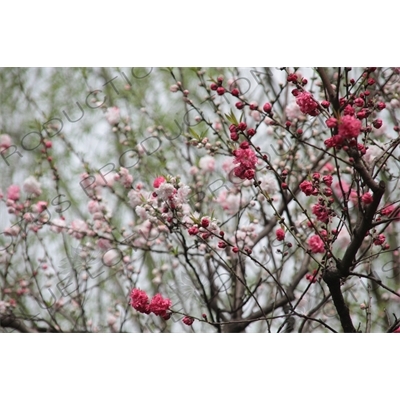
[
  {"left": 299, "top": 180, "right": 315, "bottom": 196},
  {"left": 130, "top": 288, "right": 172, "bottom": 319},
  {"left": 295, "top": 91, "right": 320, "bottom": 116},
  {"left": 373, "top": 234, "right": 385, "bottom": 246},
  {"left": 306, "top": 269, "right": 320, "bottom": 283},
  {"left": 338, "top": 115, "right": 362, "bottom": 139},
  {"left": 312, "top": 203, "right": 330, "bottom": 223},
  {"left": 325, "top": 115, "right": 362, "bottom": 149},
  {"left": 308, "top": 234, "right": 325, "bottom": 253},
  {"left": 276, "top": 228, "right": 285, "bottom": 241},
  {"left": 182, "top": 316, "right": 194, "bottom": 326},
  {"left": 232, "top": 142, "right": 257, "bottom": 180}
]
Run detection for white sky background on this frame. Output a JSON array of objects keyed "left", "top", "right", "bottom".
[{"left": 1, "top": 1, "right": 398, "bottom": 399}]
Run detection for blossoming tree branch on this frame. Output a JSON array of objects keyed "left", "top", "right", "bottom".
[{"left": 1, "top": 67, "right": 400, "bottom": 333}]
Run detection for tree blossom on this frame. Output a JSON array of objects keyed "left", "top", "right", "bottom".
[
  {"left": 23, "top": 176, "right": 42, "bottom": 196},
  {"left": 338, "top": 115, "right": 361, "bottom": 139},
  {"left": 130, "top": 288, "right": 150, "bottom": 314},
  {"left": 295, "top": 91, "right": 320, "bottom": 116},
  {"left": 299, "top": 180, "right": 314, "bottom": 196},
  {"left": 199, "top": 155, "right": 215, "bottom": 172},
  {"left": 105, "top": 106, "right": 120, "bottom": 125},
  {"left": 153, "top": 176, "right": 166, "bottom": 188},
  {"left": 232, "top": 143, "right": 257, "bottom": 180},
  {"left": 182, "top": 316, "right": 194, "bottom": 326},
  {"left": 312, "top": 203, "right": 330, "bottom": 223},
  {"left": 276, "top": 228, "right": 285, "bottom": 241},
  {"left": 373, "top": 234, "right": 385, "bottom": 246},
  {"left": 308, "top": 235, "right": 325, "bottom": 253},
  {"left": 361, "top": 192, "right": 373, "bottom": 204},
  {"left": 149, "top": 293, "right": 171, "bottom": 318},
  {"left": 0, "top": 134, "right": 12, "bottom": 150},
  {"left": 7, "top": 185, "right": 20, "bottom": 201}
]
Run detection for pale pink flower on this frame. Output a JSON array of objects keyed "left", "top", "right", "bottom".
[
  {"left": 103, "top": 249, "right": 120, "bottom": 266},
  {"left": 105, "top": 106, "right": 120, "bottom": 125},
  {"left": 51, "top": 218, "right": 66, "bottom": 233},
  {"left": 0, "top": 134, "right": 12, "bottom": 150},
  {"left": 23, "top": 176, "right": 42, "bottom": 197},
  {"left": 119, "top": 167, "right": 133, "bottom": 188},
  {"left": 70, "top": 220, "right": 88, "bottom": 239},
  {"left": 199, "top": 155, "right": 215, "bottom": 172}
]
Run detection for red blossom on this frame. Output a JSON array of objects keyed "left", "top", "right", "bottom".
[
  {"left": 338, "top": 115, "right": 362, "bottom": 139},
  {"left": 361, "top": 192, "right": 373, "bottom": 204},
  {"left": 373, "top": 234, "right": 385, "bottom": 246},
  {"left": 149, "top": 293, "right": 172, "bottom": 318},
  {"left": 312, "top": 203, "right": 330, "bottom": 223},
  {"left": 232, "top": 145, "right": 257, "bottom": 180},
  {"left": 182, "top": 316, "right": 194, "bottom": 326},
  {"left": 299, "top": 180, "right": 314, "bottom": 196},
  {"left": 276, "top": 228, "right": 285, "bottom": 241},
  {"left": 130, "top": 288, "right": 150, "bottom": 314},
  {"left": 295, "top": 91, "right": 320, "bottom": 116}
]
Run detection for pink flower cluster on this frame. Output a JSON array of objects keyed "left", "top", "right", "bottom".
[
  {"left": 308, "top": 234, "right": 325, "bottom": 254},
  {"left": 312, "top": 203, "right": 330, "bottom": 223},
  {"left": 232, "top": 142, "right": 257, "bottom": 180},
  {"left": 276, "top": 228, "right": 285, "bottom": 241},
  {"left": 306, "top": 269, "right": 320, "bottom": 284},
  {"left": 129, "top": 288, "right": 172, "bottom": 320},
  {"left": 325, "top": 115, "right": 361, "bottom": 149},
  {"left": 299, "top": 173, "right": 333, "bottom": 197},
  {"left": 295, "top": 91, "right": 320, "bottom": 116}
]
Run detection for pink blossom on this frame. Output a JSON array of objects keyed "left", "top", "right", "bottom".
[
  {"left": 0, "top": 134, "right": 12, "bottom": 150},
  {"left": 295, "top": 91, "right": 320, "bottom": 116},
  {"left": 338, "top": 115, "right": 361, "bottom": 139},
  {"left": 51, "top": 218, "right": 66, "bottom": 233},
  {"left": 130, "top": 288, "right": 150, "bottom": 314},
  {"left": 182, "top": 316, "right": 194, "bottom": 326},
  {"left": 299, "top": 180, "right": 314, "bottom": 196},
  {"left": 276, "top": 228, "right": 285, "bottom": 241},
  {"left": 153, "top": 176, "right": 166, "bottom": 188},
  {"left": 322, "top": 175, "right": 333, "bottom": 187},
  {"left": 70, "top": 220, "right": 89, "bottom": 239},
  {"left": 361, "top": 192, "right": 373, "bottom": 204},
  {"left": 149, "top": 293, "right": 171, "bottom": 318},
  {"left": 105, "top": 106, "right": 120, "bottom": 125},
  {"left": 381, "top": 204, "right": 395, "bottom": 216},
  {"left": 312, "top": 203, "right": 330, "bottom": 223},
  {"left": 7, "top": 185, "right": 20, "bottom": 201},
  {"left": 199, "top": 155, "right": 215, "bottom": 172},
  {"left": 326, "top": 117, "right": 338, "bottom": 128},
  {"left": 308, "top": 235, "right": 325, "bottom": 253},
  {"left": 23, "top": 176, "right": 42, "bottom": 196},
  {"left": 103, "top": 249, "right": 120, "bottom": 266},
  {"left": 119, "top": 167, "right": 133, "bottom": 188},
  {"left": 232, "top": 145, "right": 257, "bottom": 180},
  {"left": 306, "top": 269, "right": 319, "bottom": 283},
  {"left": 373, "top": 234, "right": 385, "bottom": 246},
  {"left": 34, "top": 201, "right": 48, "bottom": 213}
]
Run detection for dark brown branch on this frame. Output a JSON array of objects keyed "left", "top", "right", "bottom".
[
  {"left": 317, "top": 67, "right": 340, "bottom": 112},
  {"left": 339, "top": 180, "right": 385, "bottom": 276},
  {"left": 323, "top": 267, "right": 356, "bottom": 332},
  {"left": 0, "top": 314, "right": 35, "bottom": 333}
]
